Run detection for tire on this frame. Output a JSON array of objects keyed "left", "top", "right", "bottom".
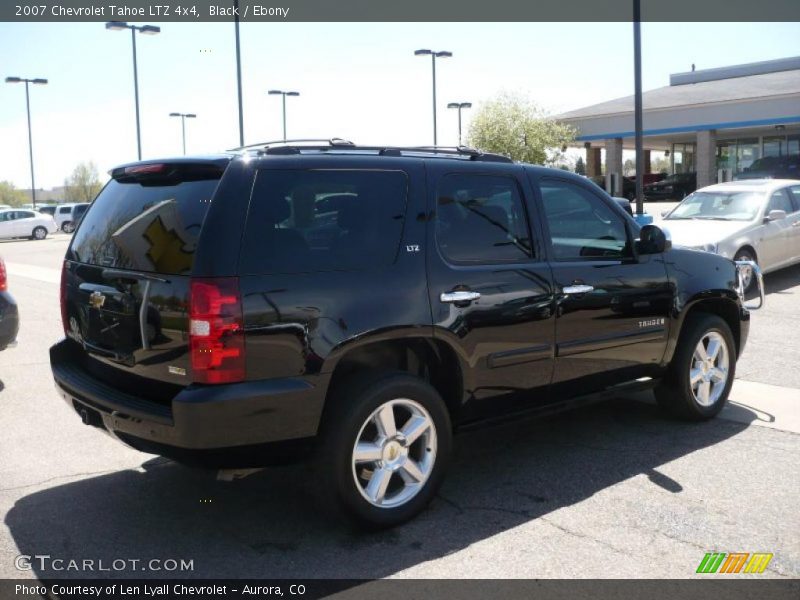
[
  {"left": 317, "top": 372, "right": 452, "bottom": 529},
  {"left": 31, "top": 226, "right": 47, "bottom": 241},
  {"left": 655, "top": 313, "right": 736, "bottom": 421},
  {"left": 733, "top": 249, "right": 757, "bottom": 294},
  {"left": 62, "top": 222, "right": 74, "bottom": 234}
]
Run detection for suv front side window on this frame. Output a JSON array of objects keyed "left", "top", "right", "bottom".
[
  {"left": 435, "top": 173, "right": 531, "bottom": 264},
  {"left": 540, "top": 179, "right": 631, "bottom": 260}
]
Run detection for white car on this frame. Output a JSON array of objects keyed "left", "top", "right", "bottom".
[
  {"left": 54, "top": 203, "right": 90, "bottom": 233},
  {"left": 0, "top": 209, "right": 58, "bottom": 241},
  {"left": 662, "top": 179, "right": 800, "bottom": 290}
]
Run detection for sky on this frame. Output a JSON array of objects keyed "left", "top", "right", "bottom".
[{"left": 1, "top": 21, "right": 799, "bottom": 190}]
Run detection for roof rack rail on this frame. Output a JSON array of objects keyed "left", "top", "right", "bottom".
[
  {"left": 227, "top": 138, "right": 355, "bottom": 152},
  {"left": 228, "top": 140, "right": 513, "bottom": 163}
]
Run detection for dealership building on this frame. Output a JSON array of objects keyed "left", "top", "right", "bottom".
[{"left": 557, "top": 56, "right": 800, "bottom": 192}]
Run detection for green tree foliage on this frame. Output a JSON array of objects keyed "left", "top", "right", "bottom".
[
  {"left": 574, "top": 156, "right": 586, "bottom": 175},
  {"left": 466, "top": 93, "right": 576, "bottom": 165},
  {"left": 64, "top": 161, "right": 103, "bottom": 203},
  {"left": 0, "top": 181, "right": 29, "bottom": 207}
]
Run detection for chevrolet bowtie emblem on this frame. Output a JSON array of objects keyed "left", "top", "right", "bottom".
[{"left": 89, "top": 291, "right": 106, "bottom": 309}]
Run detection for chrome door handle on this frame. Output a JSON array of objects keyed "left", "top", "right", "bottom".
[
  {"left": 792, "top": 221, "right": 800, "bottom": 227},
  {"left": 563, "top": 285, "right": 594, "bottom": 295},
  {"left": 440, "top": 290, "right": 481, "bottom": 303}
]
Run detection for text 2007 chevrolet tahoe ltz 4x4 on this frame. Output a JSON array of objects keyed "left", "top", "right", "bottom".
[{"left": 50, "top": 141, "right": 762, "bottom": 527}]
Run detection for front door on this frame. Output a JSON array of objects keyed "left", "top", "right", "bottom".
[
  {"left": 758, "top": 188, "right": 800, "bottom": 270},
  {"left": 427, "top": 165, "right": 555, "bottom": 421},
  {"left": 531, "top": 174, "right": 673, "bottom": 397}
]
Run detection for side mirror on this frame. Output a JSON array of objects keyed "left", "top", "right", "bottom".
[
  {"left": 764, "top": 209, "right": 787, "bottom": 223},
  {"left": 637, "top": 224, "right": 671, "bottom": 255}
]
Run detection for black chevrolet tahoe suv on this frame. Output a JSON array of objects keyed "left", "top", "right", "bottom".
[{"left": 51, "top": 141, "right": 757, "bottom": 527}]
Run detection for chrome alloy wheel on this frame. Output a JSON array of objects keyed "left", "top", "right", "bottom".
[
  {"left": 738, "top": 262, "right": 754, "bottom": 290},
  {"left": 351, "top": 398, "right": 437, "bottom": 509},
  {"left": 689, "top": 331, "right": 730, "bottom": 407}
]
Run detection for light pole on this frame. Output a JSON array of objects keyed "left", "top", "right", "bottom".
[
  {"left": 234, "top": 0, "right": 244, "bottom": 147},
  {"left": 268, "top": 90, "right": 299, "bottom": 141},
  {"left": 106, "top": 21, "right": 161, "bottom": 160},
  {"left": 5, "top": 76, "right": 47, "bottom": 208},
  {"left": 169, "top": 113, "right": 197, "bottom": 155},
  {"left": 447, "top": 102, "right": 472, "bottom": 146},
  {"left": 414, "top": 49, "right": 452, "bottom": 146}
]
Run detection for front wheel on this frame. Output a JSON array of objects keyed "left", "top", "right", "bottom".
[
  {"left": 655, "top": 313, "right": 736, "bottom": 420},
  {"left": 734, "top": 249, "right": 757, "bottom": 293},
  {"left": 318, "top": 373, "right": 452, "bottom": 529},
  {"left": 31, "top": 226, "right": 48, "bottom": 240},
  {"left": 61, "top": 222, "right": 74, "bottom": 234}
]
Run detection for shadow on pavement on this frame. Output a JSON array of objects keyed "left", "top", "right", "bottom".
[
  {"left": 762, "top": 262, "right": 800, "bottom": 296},
  {"left": 6, "top": 396, "right": 759, "bottom": 579}
]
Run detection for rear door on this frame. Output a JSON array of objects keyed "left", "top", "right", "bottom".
[
  {"left": 427, "top": 163, "right": 555, "bottom": 421},
  {"left": 64, "top": 160, "right": 228, "bottom": 392},
  {"left": 531, "top": 174, "right": 672, "bottom": 397},
  {"left": 13, "top": 210, "right": 36, "bottom": 237}
]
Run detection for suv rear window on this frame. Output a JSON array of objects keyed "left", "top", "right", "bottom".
[
  {"left": 69, "top": 168, "right": 222, "bottom": 275},
  {"left": 240, "top": 169, "right": 408, "bottom": 274}
]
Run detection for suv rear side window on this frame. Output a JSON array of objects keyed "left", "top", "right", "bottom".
[
  {"left": 540, "top": 179, "right": 631, "bottom": 260},
  {"left": 435, "top": 174, "right": 531, "bottom": 263},
  {"left": 240, "top": 169, "right": 408, "bottom": 274},
  {"left": 69, "top": 169, "right": 222, "bottom": 275}
]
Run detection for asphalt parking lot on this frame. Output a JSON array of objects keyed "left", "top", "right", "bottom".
[{"left": 0, "top": 229, "right": 798, "bottom": 580}]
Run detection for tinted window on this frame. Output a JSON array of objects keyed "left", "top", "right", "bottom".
[
  {"left": 788, "top": 186, "right": 800, "bottom": 212},
  {"left": 17, "top": 211, "right": 35, "bottom": 219},
  {"left": 540, "top": 179, "right": 631, "bottom": 260},
  {"left": 0, "top": 212, "right": 12, "bottom": 222},
  {"left": 435, "top": 174, "right": 531, "bottom": 263},
  {"left": 69, "top": 176, "right": 220, "bottom": 275},
  {"left": 767, "top": 189, "right": 793, "bottom": 214},
  {"left": 58, "top": 206, "right": 71, "bottom": 214},
  {"left": 240, "top": 169, "right": 408, "bottom": 274},
  {"left": 73, "top": 204, "right": 89, "bottom": 218}
]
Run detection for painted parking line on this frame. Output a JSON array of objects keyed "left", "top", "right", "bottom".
[{"left": 4, "top": 262, "right": 61, "bottom": 284}]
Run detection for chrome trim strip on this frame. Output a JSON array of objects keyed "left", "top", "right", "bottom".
[{"left": 735, "top": 260, "right": 765, "bottom": 310}]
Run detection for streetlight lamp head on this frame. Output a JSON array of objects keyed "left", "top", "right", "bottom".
[
  {"left": 414, "top": 49, "right": 432, "bottom": 56},
  {"left": 447, "top": 103, "right": 460, "bottom": 109},
  {"left": 286, "top": 91, "right": 299, "bottom": 97},
  {"left": 462, "top": 102, "right": 472, "bottom": 109},
  {"left": 268, "top": 90, "right": 283, "bottom": 95},
  {"left": 435, "top": 51, "right": 452, "bottom": 58},
  {"left": 4, "top": 77, "right": 22, "bottom": 83},
  {"left": 32, "top": 79, "right": 48, "bottom": 85},
  {"left": 139, "top": 25, "right": 161, "bottom": 35},
  {"left": 105, "top": 21, "right": 129, "bottom": 30},
  {"left": 185, "top": 114, "right": 197, "bottom": 119},
  {"left": 169, "top": 112, "right": 181, "bottom": 117}
]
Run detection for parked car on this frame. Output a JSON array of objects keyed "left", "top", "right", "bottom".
[
  {"left": 644, "top": 172, "right": 697, "bottom": 200},
  {"left": 54, "top": 203, "right": 90, "bottom": 233},
  {"left": 38, "top": 205, "right": 58, "bottom": 217},
  {"left": 0, "top": 257, "right": 19, "bottom": 351},
  {"left": 735, "top": 154, "right": 800, "bottom": 180},
  {"left": 661, "top": 179, "right": 800, "bottom": 291},
  {"left": 51, "top": 143, "right": 758, "bottom": 528},
  {"left": 0, "top": 209, "right": 58, "bottom": 241}
]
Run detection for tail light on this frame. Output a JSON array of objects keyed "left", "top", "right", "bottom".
[
  {"left": 59, "top": 260, "right": 68, "bottom": 334},
  {"left": 189, "top": 277, "right": 245, "bottom": 384},
  {"left": 0, "top": 258, "right": 7, "bottom": 292}
]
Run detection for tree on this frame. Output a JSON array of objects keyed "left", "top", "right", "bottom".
[
  {"left": 466, "top": 93, "right": 576, "bottom": 165},
  {"left": 623, "top": 158, "right": 636, "bottom": 177},
  {"left": 574, "top": 156, "right": 586, "bottom": 175},
  {"left": 0, "top": 181, "right": 28, "bottom": 207},
  {"left": 64, "top": 162, "right": 103, "bottom": 203},
  {"left": 651, "top": 155, "right": 670, "bottom": 174}
]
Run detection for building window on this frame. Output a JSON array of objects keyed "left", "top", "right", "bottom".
[{"left": 671, "top": 143, "right": 696, "bottom": 174}]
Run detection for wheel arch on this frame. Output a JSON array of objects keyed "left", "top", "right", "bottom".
[
  {"left": 320, "top": 336, "right": 466, "bottom": 430},
  {"left": 666, "top": 295, "right": 744, "bottom": 364}
]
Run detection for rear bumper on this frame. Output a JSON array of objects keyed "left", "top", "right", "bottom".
[
  {"left": 0, "top": 291, "right": 19, "bottom": 350},
  {"left": 49, "top": 339, "right": 326, "bottom": 466}
]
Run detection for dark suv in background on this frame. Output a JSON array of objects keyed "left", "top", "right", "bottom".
[
  {"left": 50, "top": 141, "right": 755, "bottom": 527},
  {"left": 644, "top": 171, "right": 697, "bottom": 200}
]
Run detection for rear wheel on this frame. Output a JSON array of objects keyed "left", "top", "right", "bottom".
[
  {"left": 61, "top": 221, "right": 74, "bottom": 234},
  {"left": 318, "top": 372, "right": 452, "bottom": 529},
  {"left": 31, "top": 226, "right": 47, "bottom": 240},
  {"left": 655, "top": 313, "right": 735, "bottom": 420}
]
